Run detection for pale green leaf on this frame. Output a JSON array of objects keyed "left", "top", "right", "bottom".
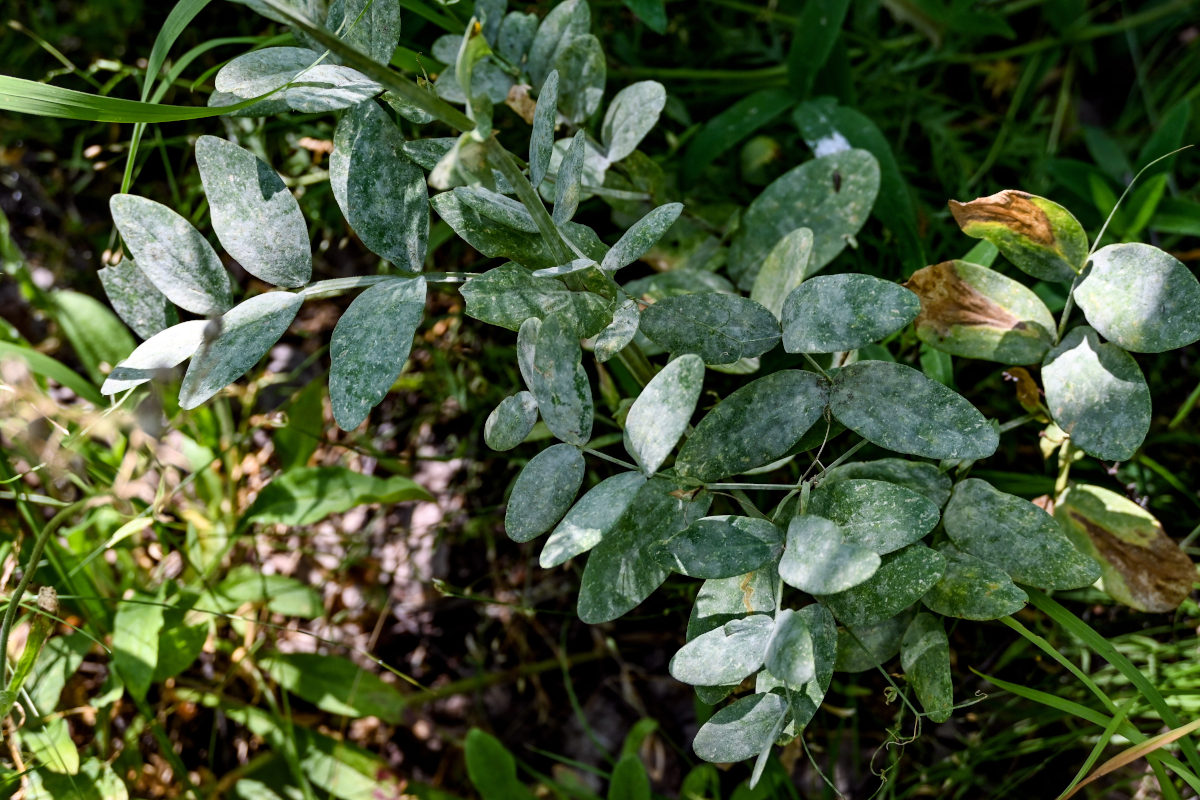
[
  {"left": 727, "top": 149, "right": 880, "bottom": 290},
  {"left": 455, "top": 186, "right": 538, "bottom": 233},
  {"left": 942, "top": 478, "right": 1100, "bottom": 589},
  {"left": 820, "top": 458, "right": 952, "bottom": 508},
  {"left": 485, "top": 391, "right": 539, "bottom": 451},
  {"left": 759, "top": 603, "right": 837, "bottom": 734},
  {"left": 778, "top": 514, "right": 880, "bottom": 594},
  {"left": 196, "top": 135, "right": 311, "bottom": 287},
  {"left": 818, "top": 543, "right": 945, "bottom": 627},
  {"left": 594, "top": 298, "right": 640, "bottom": 362},
  {"left": 600, "top": 203, "right": 683, "bottom": 274},
  {"left": 460, "top": 261, "right": 614, "bottom": 338},
  {"left": 900, "top": 613, "right": 953, "bottom": 723},
  {"left": 639, "top": 293, "right": 780, "bottom": 365},
  {"left": 1076, "top": 243, "right": 1200, "bottom": 353},
  {"left": 750, "top": 227, "right": 814, "bottom": 320},
  {"left": 808, "top": 478, "right": 940, "bottom": 555},
  {"left": 693, "top": 693, "right": 788, "bottom": 764},
  {"left": 109, "top": 193, "right": 232, "bottom": 316},
  {"left": 602, "top": 80, "right": 666, "bottom": 163},
  {"left": 179, "top": 292, "right": 303, "bottom": 409},
  {"left": 49, "top": 290, "right": 136, "bottom": 385},
  {"left": 262, "top": 652, "right": 406, "bottom": 723},
  {"left": 553, "top": 131, "right": 586, "bottom": 224},
  {"left": 24, "top": 717, "right": 79, "bottom": 775},
  {"left": 540, "top": 471, "right": 646, "bottom": 567},
  {"left": 326, "top": 0, "right": 401, "bottom": 64},
  {"left": 329, "top": 276, "right": 426, "bottom": 430},
  {"left": 676, "top": 369, "right": 828, "bottom": 482},
  {"left": 669, "top": 614, "right": 773, "bottom": 685},
  {"left": 112, "top": 597, "right": 164, "bottom": 701},
  {"left": 211, "top": 565, "right": 324, "bottom": 618},
  {"left": 829, "top": 361, "right": 998, "bottom": 460},
  {"left": 505, "top": 443, "right": 585, "bottom": 542},
  {"left": 782, "top": 274, "right": 919, "bottom": 353},
  {"left": 1042, "top": 326, "right": 1150, "bottom": 461},
  {"left": 240, "top": 465, "right": 431, "bottom": 529},
  {"left": 764, "top": 609, "right": 815, "bottom": 688},
  {"left": 687, "top": 571, "right": 777, "bottom": 704},
  {"left": 554, "top": 33, "right": 605, "bottom": 123},
  {"left": 623, "top": 353, "right": 704, "bottom": 475},
  {"left": 529, "top": 69, "right": 559, "bottom": 189}
]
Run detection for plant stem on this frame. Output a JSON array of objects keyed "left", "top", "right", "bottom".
[
  {"left": 998, "top": 411, "right": 1040, "bottom": 434},
  {"left": 297, "top": 272, "right": 473, "bottom": 299},
  {"left": 583, "top": 448, "right": 639, "bottom": 472},
  {"left": 810, "top": 438, "right": 870, "bottom": 484},
  {"left": 705, "top": 482, "right": 797, "bottom": 491},
  {"left": 802, "top": 354, "right": 833, "bottom": 381}
]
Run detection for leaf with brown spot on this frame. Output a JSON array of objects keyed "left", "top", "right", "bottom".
[
  {"left": 1003, "top": 367, "right": 1043, "bottom": 414},
  {"left": 1055, "top": 484, "right": 1195, "bottom": 612},
  {"left": 907, "top": 260, "right": 1056, "bottom": 365},
  {"left": 948, "top": 191, "right": 1087, "bottom": 283}
]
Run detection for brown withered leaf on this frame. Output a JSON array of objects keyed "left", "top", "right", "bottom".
[
  {"left": 1055, "top": 484, "right": 1196, "bottom": 613},
  {"left": 1002, "top": 367, "right": 1042, "bottom": 414},
  {"left": 948, "top": 190, "right": 1087, "bottom": 282},
  {"left": 505, "top": 83, "right": 537, "bottom": 125},
  {"left": 949, "top": 191, "right": 1054, "bottom": 247},
  {"left": 907, "top": 261, "right": 1021, "bottom": 332}
]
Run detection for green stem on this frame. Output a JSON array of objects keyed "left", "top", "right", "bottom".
[
  {"left": 802, "top": 354, "right": 833, "bottom": 381},
  {"left": 582, "top": 448, "right": 639, "bottom": 472},
  {"left": 997, "top": 411, "right": 1040, "bottom": 434},
  {"left": 297, "top": 272, "right": 473, "bottom": 299},
  {"left": 705, "top": 482, "right": 797, "bottom": 491},
  {"left": 483, "top": 136, "right": 574, "bottom": 264},
  {"left": 810, "top": 438, "right": 869, "bottom": 484}
]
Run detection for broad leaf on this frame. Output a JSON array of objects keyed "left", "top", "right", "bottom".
[
  {"left": 834, "top": 611, "right": 913, "bottom": 673},
  {"left": 764, "top": 609, "right": 815, "bottom": 688},
  {"left": 262, "top": 652, "right": 406, "bottom": 724},
  {"left": 240, "top": 465, "right": 430, "bottom": 530},
  {"left": 640, "top": 293, "right": 780, "bottom": 365},
  {"left": 687, "top": 571, "right": 777, "bottom": 704},
  {"left": 485, "top": 391, "right": 539, "bottom": 451},
  {"left": 949, "top": 190, "right": 1086, "bottom": 282},
  {"left": 196, "top": 135, "right": 311, "bottom": 287},
  {"left": 529, "top": 70, "right": 559, "bottom": 188},
  {"left": 555, "top": 33, "right": 605, "bottom": 123},
  {"left": 781, "top": 274, "right": 919, "bottom": 353},
  {"left": 526, "top": 0, "right": 590, "bottom": 91},
  {"left": 829, "top": 361, "right": 998, "bottom": 460},
  {"left": 109, "top": 193, "right": 232, "bottom": 315},
  {"left": 1056, "top": 484, "right": 1194, "bottom": 612},
  {"left": 921, "top": 543, "right": 1027, "bottom": 620},
  {"left": 329, "top": 276, "right": 425, "bottom": 430},
  {"left": 900, "top": 613, "right": 952, "bottom": 723},
  {"left": 505, "top": 443, "right": 585, "bottom": 542},
  {"left": 778, "top": 515, "right": 880, "bottom": 594},
  {"left": 676, "top": 369, "right": 828, "bottom": 482},
  {"left": 594, "top": 298, "right": 640, "bottom": 362},
  {"left": 818, "top": 543, "right": 945, "bottom": 627},
  {"left": 101, "top": 320, "right": 209, "bottom": 394},
  {"left": 759, "top": 603, "right": 837, "bottom": 734},
  {"left": 214, "top": 47, "right": 381, "bottom": 112},
  {"left": 98, "top": 258, "right": 176, "bottom": 339},
  {"left": 179, "top": 292, "right": 303, "bottom": 409},
  {"left": 692, "top": 693, "right": 788, "bottom": 764},
  {"left": 942, "top": 478, "right": 1099, "bottom": 589},
  {"left": 526, "top": 311, "right": 594, "bottom": 445},
  {"left": 211, "top": 565, "right": 323, "bottom": 618},
  {"left": 578, "top": 477, "right": 710, "bottom": 623},
  {"left": 326, "top": 0, "right": 401, "bottom": 64},
  {"left": 601, "top": 80, "right": 666, "bottom": 163},
  {"left": 750, "top": 227, "right": 813, "bottom": 321},
  {"left": 907, "top": 260, "right": 1056, "bottom": 365},
  {"left": 820, "top": 458, "right": 952, "bottom": 508},
  {"left": 540, "top": 471, "right": 646, "bottom": 567},
  {"left": 600, "top": 203, "right": 684, "bottom": 274},
  {"left": 112, "top": 596, "right": 163, "bottom": 701},
  {"left": 465, "top": 728, "right": 535, "bottom": 800},
  {"left": 460, "top": 261, "right": 614, "bottom": 338},
  {"left": 1076, "top": 243, "right": 1200, "bottom": 353},
  {"left": 49, "top": 290, "right": 135, "bottom": 385},
  {"left": 661, "top": 516, "right": 784, "bottom": 579},
  {"left": 808, "top": 479, "right": 939, "bottom": 555},
  {"left": 331, "top": 100, "right": 428, "bottom": 271},
  {"left": 669, "top": 614, "right": 773, "bottom": 685},
  {"left": 624, "top": 353, "right": 704, "bottom": 475},
  {"left": 1042, "top": 326, "right": 1150, "bottom": 461},
  {"left": 727, "top": 149, "right": 880, "bottom": 290}
]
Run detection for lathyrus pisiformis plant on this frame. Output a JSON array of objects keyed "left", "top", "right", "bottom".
[{"left": 97, "top": 0, "right": 1199, "bottom": 784}]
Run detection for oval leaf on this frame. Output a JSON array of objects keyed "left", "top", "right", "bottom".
[
  {"left": 693, "top": 693, "right": 788, "bottom": 764},
  {"left": 727, "top": 149, "right": 880, "bottom": 290},
  {"left": 529, "top": 69, "right": 559, "bottom": 188},
  {"left": 820, "top": 458, "right": 952, "bottom": 508},
  {"left": 594, "top": 298, "right": 640, "bottom": 363},
  {"left": 669, "top": 614, "right": 773, "bottom": 686},
  {"left": 818, "top": 543, "right": 945, "bottom": 627},
  {"left": 179, "top": 292, "right": 302, "bottom": 409},
  {"left": 808, "top": 479, "right": 940, "bottom": 555},
  {"left": 600, "top": 203, "right": 683, "bottom": 274},
  {"left": 829, "top": 361, "right": 998, "bottom": 460},
  {"left": 640, "top": 293, "right": 780, "bottom": 365},
  {"left": 900, "top": 613, "right": 953, "bottom": 723},
  {"left": 1042, "top": 326, "right": 1150, "bottom": 461},
  {"left": 1055, "top": 483, "right": 1194, "bottom": 612},
  {"left": 485, "top": 391, "right": 540, "bottom": 451},
  {"left": 578, "top": 478, "right": 711, "bottom": 624},
  {"left": 782, "top": 274, "right": 919, "bottom": 353},
  {"left": 942, "top": 478, "right": 1100, "bottom": 589},
  {"left": 949, "top": 190, "right": 1087, "bottom": 282},
  {"left": 676, "top": 369, "right": 829, "bottom": 482},
  {"left": 331, "top": 100, "right": 429, "bottom": 271},
  {"left": 239, "top": 465, "right": 431, "bottom": 530},
  {"left": 98, "top": 258, "right": 176, "bottom": 340},
  {"left": 921, "top": 543, "right": 1027, "bottom": 620},
  {"left": 624, "top": 353, "right": 704, "bottom": 475},
  {"left": 907, "top": 260, "right": 1056, "bottom": 365},
  {"left": 460, "top": 261, "right": 615, "bottom": 338},
  {"left": 750, "top": 227, "right": 814, "bottom": 321},
  {"left": 196, "top": 135, "right": 311, "bottom": 288},
  {"left": 1076, "top": 243, "right": 1200, "bottom": 353},
  {"left": 602, "top": 80, "right": 666, "bottom": 163},
  {"left": 102, "top": 320, "right": 210, "bottom": 395},
  {"left": 262, "top": 652, "right": 406, "bottom": 724},
  {"left": 110, "top": 193, "right": 233, "bottom": 316},
  {"left": 329, "top": 276, "right": 426, "bottom": 430},
  {"left": 540, "top": 471, "right": 646, "bottom": 568},
  {"left": 527, "top": 311, "right": 594, "bottom": 445},
  {"left": 661, "top": 516, "right": 784, "bottom": 579},
  {"left": 505, "top": 443, "right": 585, "bottom": 542},
  {"left": 778, "top": 514, "right": 880, "bottom": 595}
]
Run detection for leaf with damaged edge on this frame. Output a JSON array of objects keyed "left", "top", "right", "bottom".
[
  {"left": 669, "top": 614, "right": 773, "bottom": 685},
  {"left": 594, "top": 299, "right": 640, "bottom": 362},
  {"left": 942, "top": 478, "right": 1100, "bottom": 589},
  {"left": 949, "top": 190, "right": 1086, "bottom": 283},
  {"left": 102, "top": 320, "right": 209, "bottom": 395},
  {"left": 505, "top": 443, "right": 585, "bottom": 542}
]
